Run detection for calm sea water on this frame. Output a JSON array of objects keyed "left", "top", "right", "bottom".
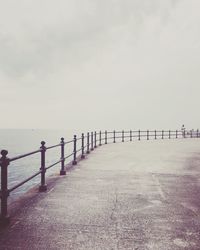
[{"left": 0, "top": 129, "right": 84, "bottom": 202}]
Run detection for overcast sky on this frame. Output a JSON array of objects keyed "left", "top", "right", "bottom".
[{"left": 0, "top": 0, "right": 199, "bottom": 130}]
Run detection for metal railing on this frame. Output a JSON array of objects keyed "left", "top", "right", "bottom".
[{"left": 0, "top": 128, "right": 199, "bottom": 225}]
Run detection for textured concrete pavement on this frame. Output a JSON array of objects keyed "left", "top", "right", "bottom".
[{"left": 1, "top": 139, "right": 200, "bottom": 249}]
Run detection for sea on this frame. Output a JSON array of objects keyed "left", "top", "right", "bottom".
[{"left": 0, "top": 129, "right": 84, "bottom": 203}]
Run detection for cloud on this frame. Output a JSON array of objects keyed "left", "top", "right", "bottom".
[
  {"left": 0, "top": 0, "right": 200, "bottom": 129},
  {"left": 0, "top": 0, "right": 178, "bottom": 80}
]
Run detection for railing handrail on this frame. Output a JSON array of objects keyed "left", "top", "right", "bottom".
[
  {"left": 4, "top": 129, "right": 189, "bottom": 164},
  {"left": 0, "top": 128, "right": 198, "bottom": 225},
  {"left": 2, "top": 129, "right": 189, "bottom": 163},
  {"left": 9, "top": 149, "right": 41, "bottom": 162}
]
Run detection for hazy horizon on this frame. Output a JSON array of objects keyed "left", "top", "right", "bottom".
[{"left": 0, "top": 0, "right": 199, "bottom": 130}]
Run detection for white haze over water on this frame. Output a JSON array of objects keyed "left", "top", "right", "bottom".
[
  {"left": 0, "top": 0, "right": 200, "bottom": 130},
  {"left": 0, "top": 129, "right": 83, "bottom": 155}
]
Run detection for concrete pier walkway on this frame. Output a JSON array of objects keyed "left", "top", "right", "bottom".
[{"left": 1, "top": 139, "right": 200, "bottom": 249}]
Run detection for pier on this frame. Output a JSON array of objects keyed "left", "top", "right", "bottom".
[{"left": 1, "top": 130, "right": 200, "bottom": 249}]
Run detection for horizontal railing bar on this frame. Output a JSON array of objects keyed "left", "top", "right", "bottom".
[
  {"left": 9, "top": 149, "right": 41, "bottom": 162},
  {"left": 9, "top": 170, "right": 42, "bottom": 192},
  {"left": 9, "top": 136, "right": 90, "bottom": 161},
  {"left": 64, "top": 152, "right": 74, "bottom": 160},
  {"left": 46, "top": 144, "right": 61, "bottom": 150},
  {"left": 45, "top": 159, "right": 62, "bottom": 170},
  {"left": 76, "top": 148, "right": 82, "bottom": 153},
  {"left": 76, "top": 137, "right": 82, "bottom": 141},
  {"left": 65, "top": 140, "right": 74, "bottom": 144}
]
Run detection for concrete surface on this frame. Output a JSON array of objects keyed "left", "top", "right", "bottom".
[{"left": 1, "top": 138, "right": 200, "bottom": 249}]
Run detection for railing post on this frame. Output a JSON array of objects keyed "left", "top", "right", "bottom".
[
  {"left": 91, "top": 132, "right": 94, "bottom": 150},
  {"left": 105, "top": 130, "right": 107, "bottom": 144},
  {"left": 113, "top": 130, "right": 116, "bottom": 143},
  {"left": 130, "top": 130, "right": 132, "bottom": 141},
  {"left": 87, "top": 132, "right": 90, "bottom": 153},
  {"left": 99, "top": 131, "right": 102, "bottom": 146},
  {"left": 122, "top": 130, "right": 124, "bottom": 142},
  {"left": 176, "top": 130, "right": 178, "bottom": 139},
  {"left": 155, "top": 130, "right": 157, "bottom": 140},
  {"left": 81, "top": 133, "right": 85, "bottom": 159},
  {"left": 162, "top": 130, "right": 164, "bottom": 139},
  {"left": 39, "top": 141, "right": 47, "bottom": 192},
  {"left": 197, "top": 129, "right": 199, "bottom": 138},
  {"left": 94, "top": 131, "right": 97, "bottom": 148},
  {"left": 183, "top": 129, "right": 186, "bottom": 138},
  {"left": 191, "top": 130, "right": 193, "bottom": 138},
  {"left": 169, "top": 130, "right": 171, "bottom": 139},
  {"left": 0, "top": 150, "right": 10, "bottom": 225},
  {"left": 138, "top": 130, "right": 140, "bottom": 141},
  {"left": 73, "top": 135, "right": 77, "bottom": 165},
  {"left": 147, "top": 130, "right": 149, "bottom": 140},
  {"left": 60, "top": 137, "right": 66, "bottom": 175}
]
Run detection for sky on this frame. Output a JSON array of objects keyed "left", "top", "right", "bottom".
[{"left": 0, "top": 0, "right": 200, "bottom": 131}]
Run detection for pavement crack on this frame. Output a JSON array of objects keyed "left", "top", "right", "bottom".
[
  {"left": 110, "top": 188, "right": 120, "bottom": 250},
  {"left": 152, "top": 173, "right": 166, "bottom": 200},
  {"left": 110, "top": 189, "right": 118, "bottom": 220}
]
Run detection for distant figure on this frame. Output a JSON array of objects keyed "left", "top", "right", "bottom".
[{"left": 181, "top": 124, "right": 185, "bottom": 138}]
